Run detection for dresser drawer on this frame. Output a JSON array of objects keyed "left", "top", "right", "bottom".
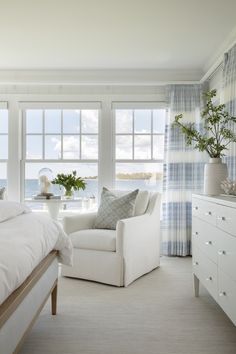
[
  {"left": 193, "top": 246, "right": 218, "bottom": 300},
  {"left": 192, "top": 217, "right": 219, "bottom": 263},
  {"left": 192, "top": 198, "right": 216, "bottom": 225},
  {"left": 217, "top": 231, "right": 236, "bottom": 282},
  {"left": 216, "top": 204, "right": 236, "bottom": 237},
  {"left": 218, "top": 270, "right": 236, "bottom": 325}
]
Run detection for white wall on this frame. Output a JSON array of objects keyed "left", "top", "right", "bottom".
[{"left": 208, "top": 67, "right": 223, "bottom": 101}]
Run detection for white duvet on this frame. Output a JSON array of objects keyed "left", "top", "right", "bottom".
[{"left": 0, "top": 208, "right": 73, "bottom": 305}]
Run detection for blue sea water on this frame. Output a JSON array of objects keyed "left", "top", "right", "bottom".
[
  {"left": 0, "top": 180, "right": 7, "bottom": 189},
  {"left": 24, "top": 179, "right": 98, "bottom": 199},
  {"left": 0, "top": 178, "right": 162, "bottom": 209},
  {"left": 0, "top": 179, "right": 162, "bottom": 197}
]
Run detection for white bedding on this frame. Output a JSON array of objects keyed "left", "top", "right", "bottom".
[{"left": 0, "top": 212, "right": 73, "bottom": 305}]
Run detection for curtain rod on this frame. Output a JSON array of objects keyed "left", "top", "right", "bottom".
[
  {"left": 206, "top": 62, "right": 223, "bottom": 82},
  {"left": 200, "top": 60, "right": 223, "bottom": 83}
]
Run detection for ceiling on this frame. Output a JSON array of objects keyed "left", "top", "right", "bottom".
[{"left": 0, "top": 0, "right": 236, "bottom": 80}]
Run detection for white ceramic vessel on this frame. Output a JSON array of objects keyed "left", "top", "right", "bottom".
[{"left": 204, "top": 158, "right": 228, "bottom": 195}]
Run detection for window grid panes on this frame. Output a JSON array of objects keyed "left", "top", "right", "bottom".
[
  {"left": 23, "top": 108, "right": 99, "bottom": 205},
  {"left": 0, "top": 109, "right": 8, "bottom": 160},
  {"left": 25, "top": 109, "right": 98, "bottom": 161},
  {"left": 0, "top": 109, "right": 8, "bottom": 191},
  {"left": 115, "top": 109, "right": 165, "bottom": 161},
  {"left": 115, "top": 108, "right": 166, "bottom": 193},
  {"left": 24, "top": 162, "right": 98, "bottom": 199}
]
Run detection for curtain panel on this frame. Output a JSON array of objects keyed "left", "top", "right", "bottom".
[
  {"left": 223, "top": 44, "right": 236, "bottom": 179},
  {"left": 162, "top": 84, "right": 207, "bottom": 256}
]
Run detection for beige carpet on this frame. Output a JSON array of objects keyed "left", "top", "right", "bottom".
[{"left": 19, "top": 257, "right": 236, "bottom": 354}]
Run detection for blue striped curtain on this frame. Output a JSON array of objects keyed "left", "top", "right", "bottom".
[
  {"left": 223, "top": 44, "right": 236, "bottom": 179},
  {"left": 162, "top": 84, "right": 207, "bottom": 256}
]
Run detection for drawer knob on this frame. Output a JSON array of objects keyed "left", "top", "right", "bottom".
[
  {"left": 205, "top": 241, "right": 212, "bottom": 245},
  {"left": 205, "top": 211, "right": 212, "bottom": 216},
  {"left": 193, "top": 231, "right": 199, "bottom": 236},
  {"left": 194, "top": 206, "right": 198, "bottom": 210},
  {"left": 217, "top": 216, "right": 226, "bottom": 221},
  {"left": 193, "top": 261, "right": 199, "bottom": 266},
  {"left": 218, "top": 250, "right": 226, "bottom": 255},
  {"left": 219, "top": 291, "right": 227, "bottom": 297},
  {"left": 206, "top": 276, "right": 212, "bottom": 281}
]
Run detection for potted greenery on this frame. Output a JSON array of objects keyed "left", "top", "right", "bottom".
[
  {"left": 173, "top": 89, "right": 236, "bottom": 195},
  {"left": 51, "top": 171, "right": 86, "bottom": 198}
]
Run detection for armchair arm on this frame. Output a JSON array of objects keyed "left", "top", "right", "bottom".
[
  {"left": 116, "top": 214, "right": 160, "bottom": 286},
  {"left": 63, "top": 212, "right": 97, "bottom": 235},
  {"left": 116, "top": 214, "right": 157, "bottom": 255}
]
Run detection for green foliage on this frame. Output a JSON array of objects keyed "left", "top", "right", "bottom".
[
  {"left": 51, "top": 171, "right": 86, "bottom": 195},
  {"left": 173, "top": 89, "right": 236, "bottom": 158}
]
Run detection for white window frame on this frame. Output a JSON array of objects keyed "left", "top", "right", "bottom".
[
  {"left": 20, "top": 102, "right": 101, "bottom": 201},
  {"left": 0, "top": 102, "right": 8, "bottom": 189},
  {"left": 112, "top": 102, "right": 166, "bottom": 185},
  {"left": 3, "top": 91, "right": 166, "bottom": 203}
]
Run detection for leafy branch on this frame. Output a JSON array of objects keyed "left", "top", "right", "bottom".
[{"left": 173, "top": 89, "right": 236, "bottom": 158}]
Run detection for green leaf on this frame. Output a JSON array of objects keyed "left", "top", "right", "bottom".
[{"left": 51, "top": 171, "right": 86, "bottom": 191}]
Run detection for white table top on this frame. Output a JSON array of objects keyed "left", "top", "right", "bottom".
[{"left": 25, "top": 197, "right": 89, "bottom": 203}]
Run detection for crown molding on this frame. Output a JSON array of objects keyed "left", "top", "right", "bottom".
[
  {"left": 201, "top": 25, "right": 236, "bottom": 83},
  {"left": 0, "top": 69, "right": 202, "bottom": 86}
]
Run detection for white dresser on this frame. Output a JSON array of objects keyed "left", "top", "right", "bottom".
[{"left": 192, "top": 194, "right": 236, "bottom": 325}]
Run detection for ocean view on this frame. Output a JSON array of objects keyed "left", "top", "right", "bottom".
[{"left": 0, "top": 178, "right": 162, "bottom": 203}]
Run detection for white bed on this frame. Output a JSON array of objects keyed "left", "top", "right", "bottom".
[{"left": 0, "top": 201, "right": 72, "bottom": 354}]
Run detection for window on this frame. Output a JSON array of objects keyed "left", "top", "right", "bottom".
[
  {"left": 25, "top": 109, "right": 98, "bottom": 160},
  {"left": 114, "top": 107, "right": 166, "bottom": 192},
  {"left": 24, "top": 162, "right": 98, "bottom": 198},
  {"left": 0, "top": 107, "right": 8, "bottom": 190},
  {"left": 22, "top": 105, "right": 99, "bottom": 208}
]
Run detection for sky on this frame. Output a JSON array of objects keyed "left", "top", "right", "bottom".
[
  {"left": 26, "top": 109, "right": 98, "bottom": 160},
  {"left": 116, "top": 109, "right": 165, "bottom": 160}
]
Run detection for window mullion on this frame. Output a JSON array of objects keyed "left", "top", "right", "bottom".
[
  {"left": 132, "top": 110, "right": 135, "bottom": 160},
  {"left": 151, "top": 109, "right": 153, "bottom": 160},
  {"left": 42, "top": 110, "right": 45, "bottom": 159},
  {"left": 61, "top": 110, "right": 63, "bottom": 159},
  {"left": 22, "top": 110, "right": 26, "bottom": 160},
  {"left": 80, "top": 110, "right": 82, "bottom": 159}
]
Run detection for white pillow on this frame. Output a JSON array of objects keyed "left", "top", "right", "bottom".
[
  {"left": 94, "top": 188, "right": 139, "bottom": 230},
  {"left": 110, "top": 190, "right": 150, "bottom": 216},
  {"left": 0, "top": 201, "right": 31, "bottom": 223},
  {"left": 133, "top": 190, "right": 150, "bottom": 216}
]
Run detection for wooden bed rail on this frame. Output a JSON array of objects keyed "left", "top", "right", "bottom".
[{"left": 0, "top": 250, "right": 58, "bottom": 329}]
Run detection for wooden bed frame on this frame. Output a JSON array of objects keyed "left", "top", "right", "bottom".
[{"left": 0, "top": 251, "right": 58, "bottom": 354}]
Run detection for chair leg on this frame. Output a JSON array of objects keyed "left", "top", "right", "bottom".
[
  {"left": 51, "top": 282, "right": 58, "bottom": 315},
  {"left": 193, "top": 274, "right": 199, "bottom": 297}
]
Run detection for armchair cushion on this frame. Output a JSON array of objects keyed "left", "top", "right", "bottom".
[
  {"left": 93, "top": 187, "right": 139, "bottom": 230},
  {"left": 70, "top": 229, "right": 116, "bottom": 252}
]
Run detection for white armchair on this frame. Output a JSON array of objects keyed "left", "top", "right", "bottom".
[{"left": 61, "top": 191, "right": 161, "bottom": 286}]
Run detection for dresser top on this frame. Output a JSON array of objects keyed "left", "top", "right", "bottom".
[{"left": 192, "top": 194, "right": 236, "bottom": 209}]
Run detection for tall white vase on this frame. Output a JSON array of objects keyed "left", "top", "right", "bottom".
[{"left": 204, "top": 158, "right": 228, "bottom": 195}]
